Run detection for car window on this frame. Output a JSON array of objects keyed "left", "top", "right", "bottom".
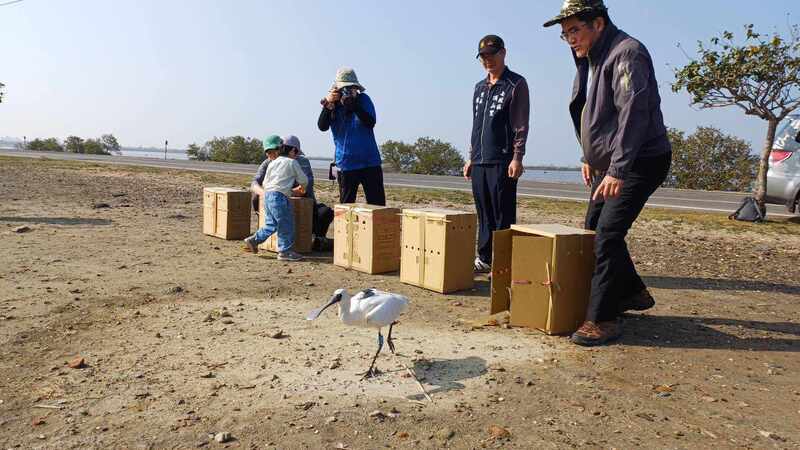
[{"left": 774, "top": 118, "right": 800, "bottom": 151}]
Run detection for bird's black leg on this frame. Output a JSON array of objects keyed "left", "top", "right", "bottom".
[
  {"left": 386, "top": 322, "right": 397, "bottom": 355},
  {"left": 361, "top": 331, "right": 384, "bottom": 380}
]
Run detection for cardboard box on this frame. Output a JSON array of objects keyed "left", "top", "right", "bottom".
[
  {"left": 334, "top": 204, "right": 402, "bottom": 274},
  {"left": 400, "top": 208, "right": 476, "bottom": 294},
  {"left": 490, "top": 224, "right": 595, "bottom": 335},
  {"left": 202, "top": 187, "right": 251, "bottom": 240},
  {"left": 258, "top": 196, "right": 314, "bottom": 253}
]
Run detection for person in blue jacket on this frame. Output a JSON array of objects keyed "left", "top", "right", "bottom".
[{"left": 317, "top": 67, "right": 386, "bottom": 206}]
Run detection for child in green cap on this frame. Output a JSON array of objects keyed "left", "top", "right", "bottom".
[{"left": 244, "top": 135, "right": 308, "bottom": 261}]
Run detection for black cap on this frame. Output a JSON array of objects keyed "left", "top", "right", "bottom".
[{"left": 476, "top": 35, "right": 505, "bottom": 58}]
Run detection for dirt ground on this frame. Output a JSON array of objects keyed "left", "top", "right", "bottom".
[{"left": 1, "top": 156, "right": 799, "bottom": 450}]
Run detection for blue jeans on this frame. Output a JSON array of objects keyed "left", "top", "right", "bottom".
[{"left": 254, "top": 192, "right": 294, "bottom": 252}]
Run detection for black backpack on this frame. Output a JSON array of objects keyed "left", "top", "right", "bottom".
[{"left": 729, "top": 197, "right": 765, "bottom": 222}]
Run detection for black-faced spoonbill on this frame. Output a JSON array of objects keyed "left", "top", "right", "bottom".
[{"left": 306, "top": 288, "right": 409, "bottom": 379}]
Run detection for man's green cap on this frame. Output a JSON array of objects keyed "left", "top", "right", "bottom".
[
  {"left": 543, "top": 0, "right": 608, "bottom": 28},
  {"left": 263, "top": 135, "right": 283, "bottom": 151}
]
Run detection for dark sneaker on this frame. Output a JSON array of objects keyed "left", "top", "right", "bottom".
[
  {"left": 618, "top": 289, "right": 655, "bottom": 314},
  {"left": 313, "top": 237, "right": 334, "bottom": 252},
  {"left": 243, "top": 236, "right": 259, "bottom": 254},
  {"left": 474, "top": 257, "right": 491, "bottom": 274},
  {"left": 570, "top": 320, "right": 622, "bottom": 347},
  {"left": 278, "top": 250, "right": 303, "bottom": 261}
]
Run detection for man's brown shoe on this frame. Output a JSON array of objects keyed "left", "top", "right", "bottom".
[
  {"left": 618, "top": 289, "right": 655, "bottom": 313},
  {"left": 570, "top": 320, "right": 622, "bottom": 347}
]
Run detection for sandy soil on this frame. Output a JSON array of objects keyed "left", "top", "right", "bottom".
[{"left": 1, "top": 156, "right": 799, "bottom": 450}]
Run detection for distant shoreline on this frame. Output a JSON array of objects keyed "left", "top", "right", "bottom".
[{"left": 1, "top": 144, "right": 581, "bottom": 172}]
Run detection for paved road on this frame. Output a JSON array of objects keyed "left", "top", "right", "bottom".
[{"left": 2, "top": 149, "right": 795, "bottom": 218}]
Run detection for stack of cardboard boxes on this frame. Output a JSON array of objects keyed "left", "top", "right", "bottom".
[
  {"left": 259, "top": 196, "right": 315, "bottom": 253},
  {"left": 202, "top": 187, "right": 251, "bottom": 240},
  {"left": 333, "top": 204, "right": 402, "bottom": 274},
  {"left": 490, "top": 224, "right": 595, "bottom": 335},
  {"left": 399, "top": 208, "right": 476, "bottom": 294}
]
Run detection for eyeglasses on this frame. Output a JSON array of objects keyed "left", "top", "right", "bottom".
[{"left": 560, "top": 23, "right": 589, "bottom": 42}]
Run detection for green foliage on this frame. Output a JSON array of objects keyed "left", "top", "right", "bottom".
[
  {"left": 665, "top": 126, "right": 757, "bottom": 191},
  {"left": 101, "top": 134, "right": 121, "bottom": 154},
  {"left": 28, "top": 135, "right": 115, "bottom": 155},
  {"left": 672, "top": 24, "right": 799, "bottom": 119},
  {"left": 199, "top": 136, "right": 264, "bottom": 164},
  {"left": 380, "top": 137, "right": 465, "bottom": 176},
  {"left": 380, "top": 140, "right": 416, "bottom": 172},
  {"left": 83, "top": 138, "right": 110, "bottom": 155},
  {"left": 64, "top": 136, "right": 85, "bottom": 154},
  {"left": 186, "top": 143, "right": 210, "bottom": 161},
  {"left": 27, "top": 138, "right": 64, "bottom": 152},
  {"left": 672, "top": 23, "right": 800, "bottom": 206}
]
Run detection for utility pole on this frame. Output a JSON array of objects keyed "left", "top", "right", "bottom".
[
  {"left": 23, "top": 136, "right": 26, "bottom": 150},
  {"left": 164, "top": 140, "right": 168, "bottom": 160}
]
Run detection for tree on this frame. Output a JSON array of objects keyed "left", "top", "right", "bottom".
[
  {"left": 410, "top": 137, "right": 465, "bottom": 176},
  {"left": 83, "top": 138, "right": 110, "bottom": 155},
  {"left": 27, "top": 138, "right": 64, "bottom": 152},
  {"left": 380, "top": 140, "right": 416, "bottom": 172},
  {"left": 0, "top": 82, "right": 4, "bottom": 103},
  {"left": 100, "top": 134, "right": 121, "bottom": 154},
  {"left": 672, "top": 23, "right": 800, "bottom": 211},
  {"left": 64, "top": 136, "right": 85, "bottom": 153},
  {"left": 665, "top": 127, "right": 757, "bottom": 191},
  {"left": 202, "top": 136, "right": 264, "bottom": 164},
  {"left": 186, "top": 143, "right": 209, "bottom": 161},
  {"left": 379, "top": 137, "right": 466, "bottom": 176}
]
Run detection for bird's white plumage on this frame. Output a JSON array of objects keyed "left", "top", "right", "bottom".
[{"left": 339, "top": 289, "right": 408, "bottom": 329}]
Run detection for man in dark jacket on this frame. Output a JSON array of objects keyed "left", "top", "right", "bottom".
[
  {"left": 464, "top": 35, "right": 530, "bottom": 273},
  {"left": 544, "top": 0, "right": 672, "bottom": 346}
]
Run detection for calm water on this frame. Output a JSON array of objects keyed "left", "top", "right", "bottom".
[{"left": 119, "top": 149, "right": 582, "bottom": 184}]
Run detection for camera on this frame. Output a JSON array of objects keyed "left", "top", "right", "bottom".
[{"left": 338, "top": 86, "right": 359, "bottom": 107}]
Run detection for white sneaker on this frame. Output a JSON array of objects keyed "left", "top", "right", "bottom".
[
  {"left": 474, "top": 257, "right": 491, "bottom": 273},
  {"left": 278, "top": 250, "right": 303, "bottom": 261}
]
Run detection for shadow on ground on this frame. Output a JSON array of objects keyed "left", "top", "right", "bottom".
[
  {"left": 458, "top": 279, "right": 491, "bottom": 298},
  {"left": 409, "top": 356, "right": 487, "bottom": 400},
  {"left": 643, "top": 275, "right": 800, "bottom": 295},
  {"left": 0, "top": 216, "right": 113, "bottom": 226},
  {"left": 622, "top": 314, "right": 800, "bottom": 352}
]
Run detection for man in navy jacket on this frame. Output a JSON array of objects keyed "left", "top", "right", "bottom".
[{"left": 464, "top": 35, "right": 530, "bottom": 273}]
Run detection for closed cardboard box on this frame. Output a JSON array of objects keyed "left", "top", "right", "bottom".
[
  {"left": 334, "top": 204, "right": 401, "bottom": 274},
  {"left": 258, "top": 196, "right": 314, "bottom": 253},
  {"left": 202, "top": 187, "right": 251, "bottom": 240},
  {"left": 400, "top": 208, "right": 476, "bottom": 294},
  {"left": 490, "top": 224, "right": 595, "bottom": 335}
]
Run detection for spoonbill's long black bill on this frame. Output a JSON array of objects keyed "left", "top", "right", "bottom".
[{"left": 306, "top": 294, "right": 341, "bottom": 320}]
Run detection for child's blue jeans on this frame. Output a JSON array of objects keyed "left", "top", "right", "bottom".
[{"left": 254, "top": 191, "right": 294, "bottom": 252}]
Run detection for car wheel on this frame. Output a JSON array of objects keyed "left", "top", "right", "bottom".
[{"left": 793, "top": 190, "right": 800, "bottom": 214}]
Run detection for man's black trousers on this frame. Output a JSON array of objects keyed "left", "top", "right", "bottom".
[
  {"left": 584, "top": 152, "right": 671, "bottom": 322},
  {"left": 337, "top": 166, "right": 386, "bottom": 206},
  {"left": 471, "top": 163, "right": 517, "bottom": 264},
  {"left": 313, "top": 203, "right": 334, "bottom": 238}
]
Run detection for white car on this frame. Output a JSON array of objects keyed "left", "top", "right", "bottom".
[{"left": 766, "top": 114, "right": 800, "bottom": 213}]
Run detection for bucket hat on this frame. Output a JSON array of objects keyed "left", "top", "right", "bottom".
[
  {"left": 332, "top": 67, "right": 365, "bottom": 91},
  {"left": 543, "top": 0, "right": 608, "bottom": 27}
]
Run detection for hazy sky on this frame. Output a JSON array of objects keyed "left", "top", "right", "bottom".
[{"left": 1, "top": 0, "right": 796, "bottom": 165}]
